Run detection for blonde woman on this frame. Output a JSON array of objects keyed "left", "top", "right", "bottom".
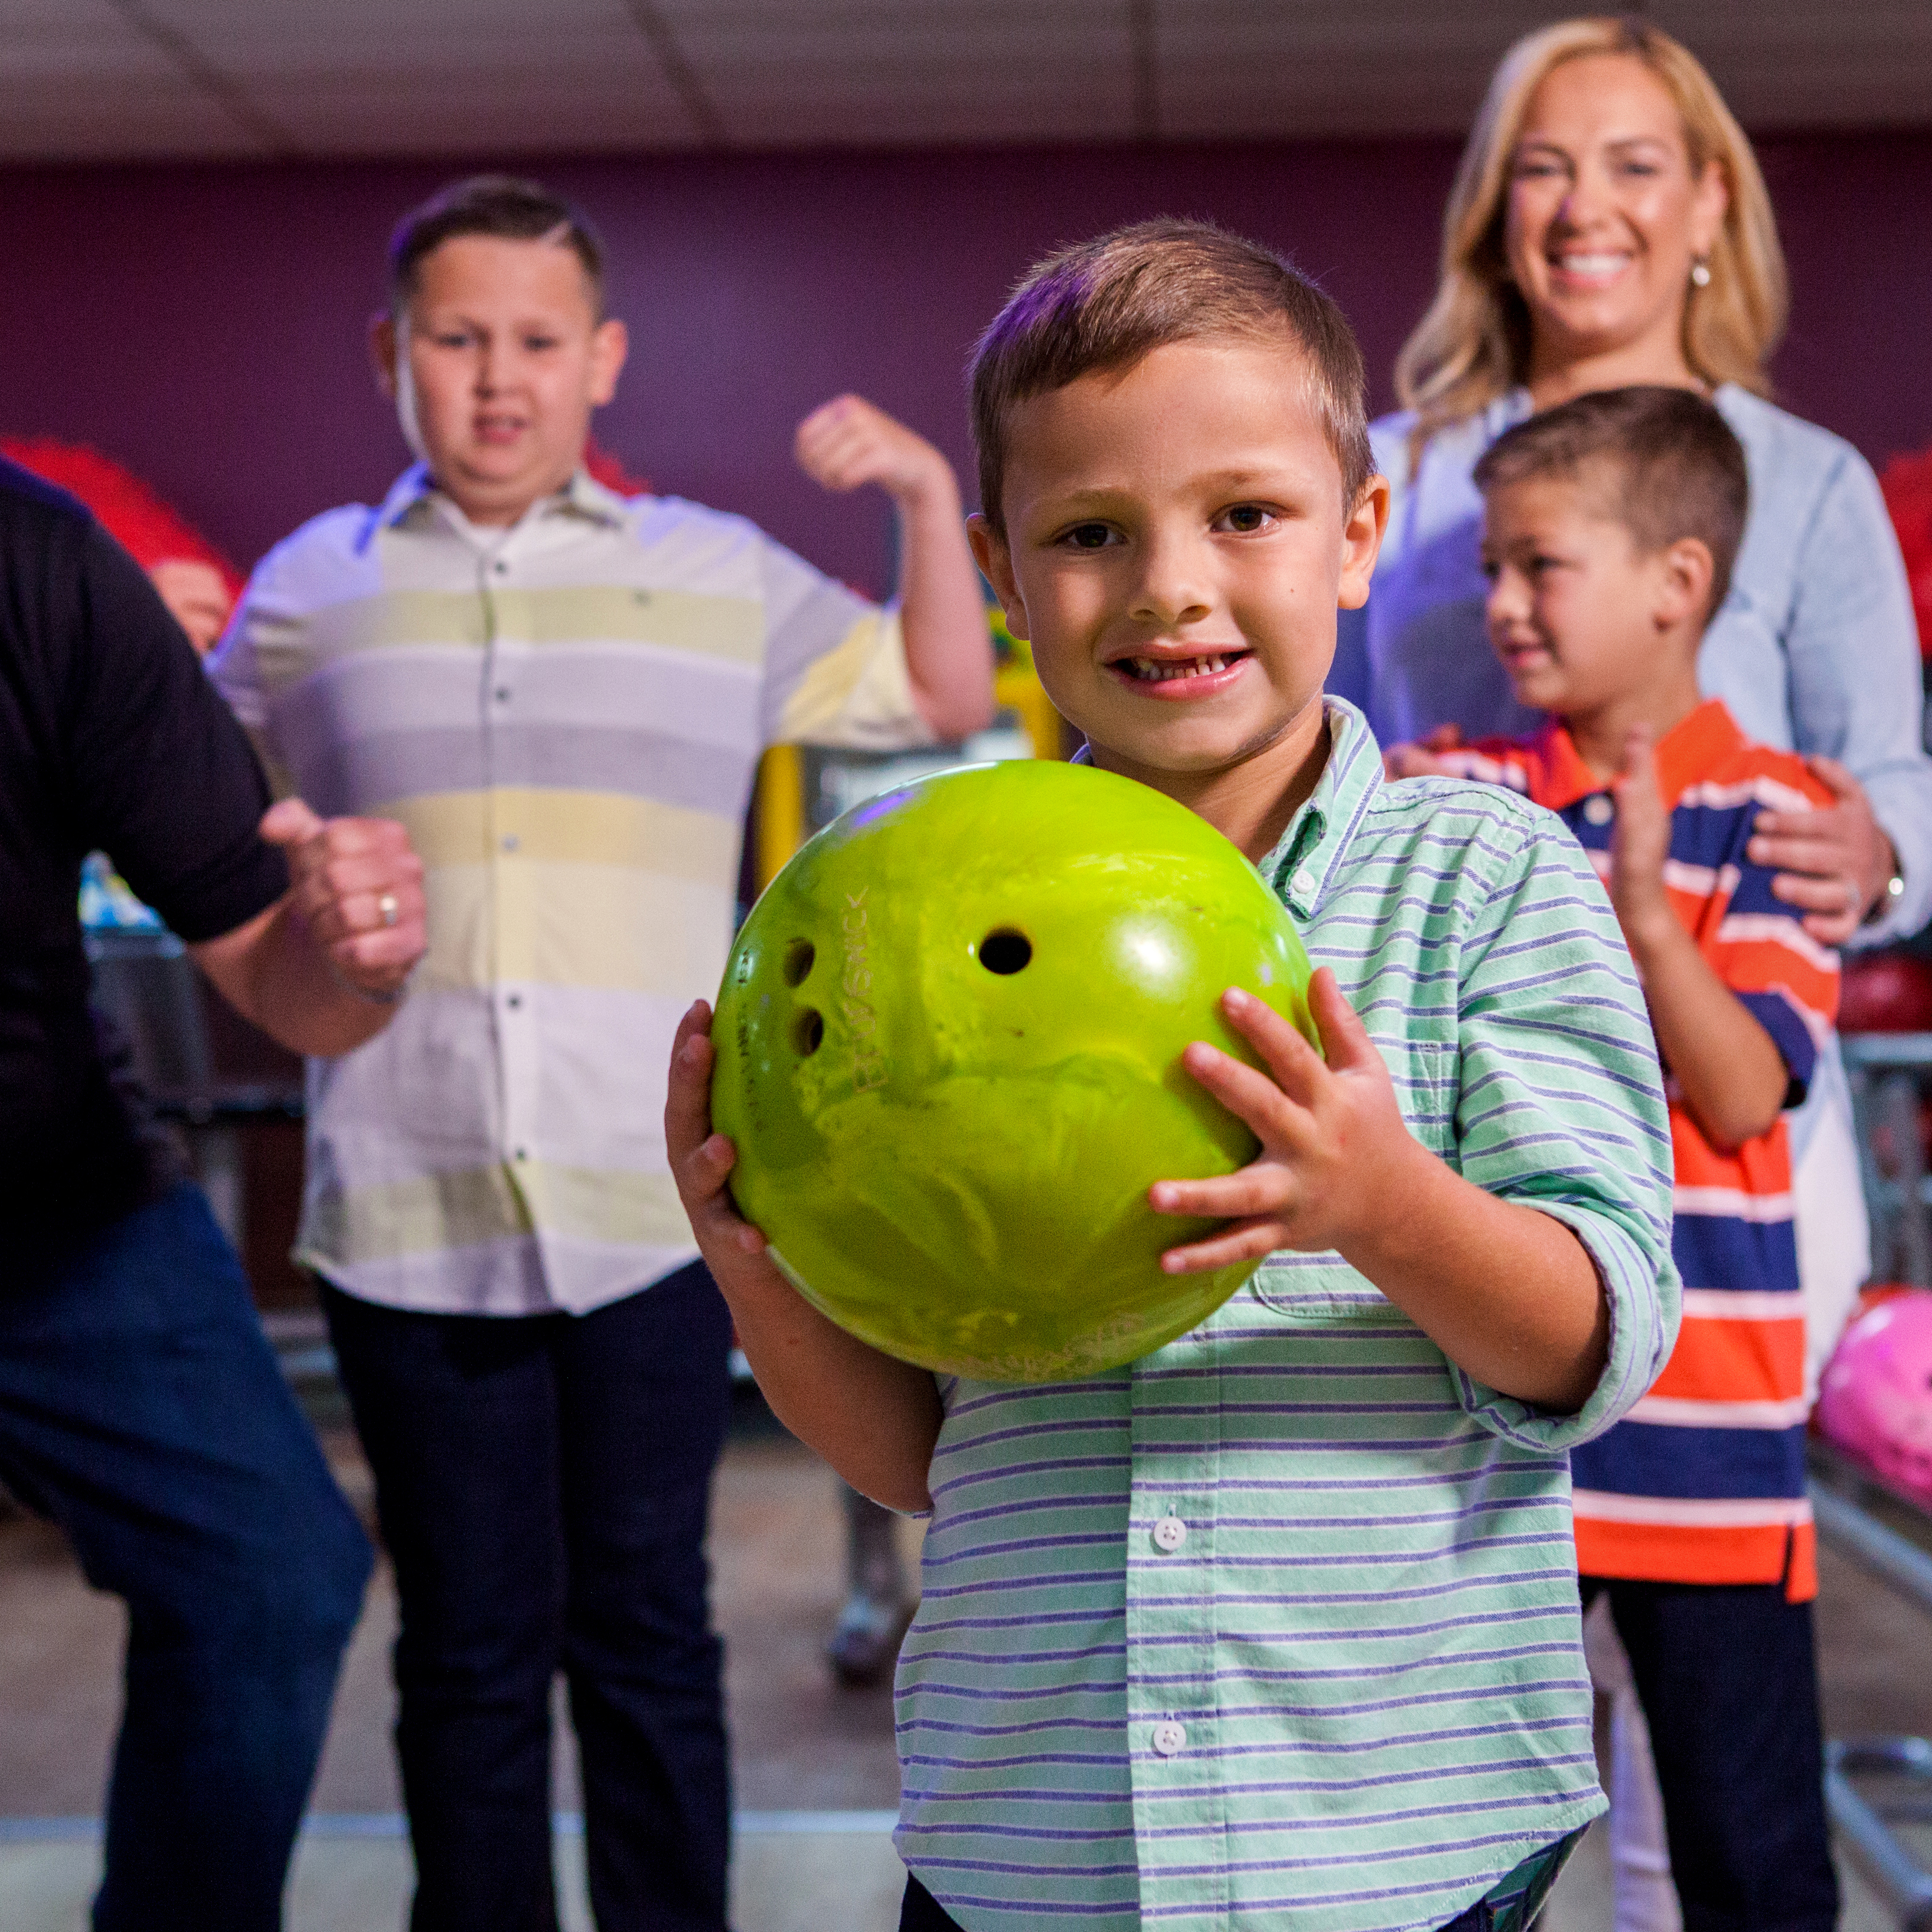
[
  {"left": 1358, "top": 19, "right": 1930, "bottom": 1932},
  {"left": 1366, "top": 14, "right": 1927, "bottom": 954}
]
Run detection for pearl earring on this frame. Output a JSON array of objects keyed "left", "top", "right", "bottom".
[{"left": 1689, "top": 257, "right": 1712, "bottom": 288}]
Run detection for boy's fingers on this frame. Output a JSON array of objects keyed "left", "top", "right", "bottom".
[
  {"left": 671, "top": 996, "right": 713, "bottom": 1055},
  {"left": 1150, "top": 1164, "right": 1293, "bottom": 1222},
  {"left": 1180, "top": 1038, "right": 1306, "bottom": 1140},
  {"left": 1159, "top": 1217, "right": 1290, "bottom": 1275},
  {"left": 664, "top": 1001, "right": 719, "bottom": 1153},
  {"left": 1217, "top": 987, "right": 1325, "bottom": 1098},
  {"left": 1302, "top": 970, "right": 1379, "bottom": 1075}
]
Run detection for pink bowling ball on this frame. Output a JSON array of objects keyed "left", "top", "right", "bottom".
[{"left": 1817, "top": 1290, "right": 1932, "bottom": 1506}]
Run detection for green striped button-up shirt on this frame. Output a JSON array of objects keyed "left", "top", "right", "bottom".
[{"left": 893, "top": 700, "right": 1679, "bottom": 1931}]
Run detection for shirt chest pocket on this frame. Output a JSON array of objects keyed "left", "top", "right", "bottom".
[
  {"left": 1391, "top": 1036, "right": 1459, "bottom": 1161},
  {"left": 1245, "top": 1040, "right": 1456, "bottom": 1322},
  {"left": 1248, "top": 1255, "right": 1402, "bottom": 1324}
]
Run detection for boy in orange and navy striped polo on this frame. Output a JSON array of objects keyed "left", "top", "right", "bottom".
[{"left": 1393, "top": 386, "right": 1840, "bottom": 1932}]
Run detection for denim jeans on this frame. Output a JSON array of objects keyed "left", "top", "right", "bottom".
[
  {"left": 0, "top": 1182, "right": 373, "bottom": 1932},
  {"left": 322, "top": 1260, "right": 735, "bottom": 1932}
]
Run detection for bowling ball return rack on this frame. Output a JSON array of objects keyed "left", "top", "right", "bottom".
[
  {"left": 1810, "top": 1443, "right": 1932, "bottom": 1930},
  {"left": 1828, "top": 1029, "right": 1932, "bottom": 1928}
]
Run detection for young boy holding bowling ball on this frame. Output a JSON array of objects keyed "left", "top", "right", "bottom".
[
  {"left": 1389, "top": 387, "right": 1842, "bottom": 1931},
  {"left": 667, "top": 220, "right": 1680, "bottom": 1932}
]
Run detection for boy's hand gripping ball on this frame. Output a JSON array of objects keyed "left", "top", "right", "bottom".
[{"left": 711, "top": 760, "right": 1318, "bottom": 1383}]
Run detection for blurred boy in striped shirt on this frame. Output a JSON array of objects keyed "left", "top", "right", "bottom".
[{"left": 1396, "top": 384, "right": 1841, "bottom": 1932}]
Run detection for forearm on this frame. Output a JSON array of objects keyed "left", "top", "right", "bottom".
[
  {"left": 1622, "top": 910, "right": 1787, "bottom": 1148},
  {"left": 895, "top": 469, "right": 996, "bottom": 740},
  {"left": 191, "top": 895, "right": 399, "bottom": 1059},
  {"left": 1339, "top": 1143, "right": 1609, "bottom": 1412},
  {"left": 710, "top": 1243, "right": 943, "bottom": 1511}
]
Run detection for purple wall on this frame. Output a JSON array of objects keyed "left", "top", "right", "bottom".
[{"left": 0, "top": 133, "right": 1927, "bottom": 593}]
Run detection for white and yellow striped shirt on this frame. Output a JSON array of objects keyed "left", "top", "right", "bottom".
[{"left": 213, "top": 464, "right": 935, "bottom": 1314}]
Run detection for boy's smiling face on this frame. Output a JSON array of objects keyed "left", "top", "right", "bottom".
[
  {"left": 373, "top": 233, "right": 628, "bottom": 529},
  {"left": 1480, "top": 471, "right": 1706, "bottom": 729},
  {"left": 971, "top": 334, "right": 1385, "bottom": 854}
]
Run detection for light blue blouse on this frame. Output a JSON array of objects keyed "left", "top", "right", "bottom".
[{"left": 1339, "top": 384, "right": 1932, "bottom": 942}]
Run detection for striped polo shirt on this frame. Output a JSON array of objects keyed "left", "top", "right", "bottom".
[
  {"left": 213, "top": 464, "right": 934, "bottom": 1315},
  {"left": 1445, "top": 700, "right": 1838, "bottom": 1601},
  {"left": 895, "top": 700, "right": 1679, "bottom": 1932}
]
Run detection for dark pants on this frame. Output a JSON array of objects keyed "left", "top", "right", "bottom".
[
  {"left": 0, "top": 1182, "right": 373, "bottom": 1932},
  {"left": 323, "top": 1260, "right": 735, "bottom": 1932},
  {"left": 900, "top": 1875, "right": 1494, "bottom": 1930},
  {"left": 1582, "top": 1576, "right": 1839, "bottom": 1932}
]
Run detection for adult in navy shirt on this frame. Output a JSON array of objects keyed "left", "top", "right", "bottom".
[{"left": 0, "top": 457, "right": 427, "bottom": 1931}]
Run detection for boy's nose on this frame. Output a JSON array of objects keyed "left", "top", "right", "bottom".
[
  {"left": 1130, "top": 536, "right": 1214, "bottom": 628},
  {"left": 1486, "top": 570, "right": 1529, "bottom": 631}
]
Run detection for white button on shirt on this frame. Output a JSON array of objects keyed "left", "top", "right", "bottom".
[
  {"left": 1151, "top": 1514, "right": 1188, "bottom": 1552},
  {"left": 1151, "top": 1721, "right": 1187, "bottom": 1757}
]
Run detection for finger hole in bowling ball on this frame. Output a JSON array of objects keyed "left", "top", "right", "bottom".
[
  {"left": 783, "top": 939, "right": 816, "bottom": 986},
  {"left": 792, "top": 1007, "right": 824, "bottom": 1055},
  {"left": 978, "top": 928, "right": 1032, "bottom": 975}
]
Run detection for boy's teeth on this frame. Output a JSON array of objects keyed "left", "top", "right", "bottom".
[{"left": 1134, "top": 654, "right": 1229, "bottom": 681}]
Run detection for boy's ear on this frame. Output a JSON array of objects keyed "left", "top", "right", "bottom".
[
  {"left": 1656, "top": 536, "right": 1715, "bottom": 629},
  {"left": 369, "top": 312, "right": 400, "bottom": 401},
  {"left": 588, "top": 316, "right": 629, "bottom": 407},
  {"left": 966, "top": 513, "right": 1030, "bottom": 640},
  {"left": 1336, "top": 473, "right": 1391, "bottom": 612}
]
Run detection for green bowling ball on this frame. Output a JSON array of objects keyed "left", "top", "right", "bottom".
[{"left": 711, "top": 759, "right": 1317, "bottom": 1383}]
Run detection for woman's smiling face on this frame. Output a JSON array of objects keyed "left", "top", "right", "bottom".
[{"left": 1503, "top": 53, "right": 1728, "bottom": 380}]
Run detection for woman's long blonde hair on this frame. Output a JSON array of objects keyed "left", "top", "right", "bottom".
[{"left": 1394, "top": 15, "right": 1787, "bottom": 440}]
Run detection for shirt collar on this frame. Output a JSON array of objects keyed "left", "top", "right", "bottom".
[
  {"left": 1071, "top": 697, "right": 1381, "bottom": 922},
  {"left": 1255, "top": 696, "right": 1384, "bottom": 921},
  {"left": 1535, "top": 697, "right": 1745, "bottom": 812},
  {"left": 373, "top": 463, "right": 633, "bottom": 539}
]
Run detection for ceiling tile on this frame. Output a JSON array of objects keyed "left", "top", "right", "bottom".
[
  {"left": 0, "top": 0, "right": 1923, "bottom": 160},
  {"left": 0, "top": 0, "right": 261, "bottom": 158}
]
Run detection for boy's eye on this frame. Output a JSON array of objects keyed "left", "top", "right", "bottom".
[
  {"left": 524, "top": 334, "right": 560, "bottom": 351},
  {"left": 1479, "top": 559, "right": 1500, "bottom": 582},
  {"left": 1219, "top": 504, "right": 1275, "bottom": 534},
  {"left": 1059, "top": 523, "right": 1116, "bottom": 551}
]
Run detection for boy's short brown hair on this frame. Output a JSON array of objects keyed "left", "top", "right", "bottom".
[
  {"left": 387, "top": 175, "right": 605, "bottom": 317},
  {"left": 968, "top": 218, "right": 1374, "bottom": 536},
  {"left": 1473, "top": 386, "right": 1750, "bottom": 615}
]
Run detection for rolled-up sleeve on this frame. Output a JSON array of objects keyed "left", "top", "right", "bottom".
[{"left": 1445, "top": 807, "right": 1681, "bottom": 1451}]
